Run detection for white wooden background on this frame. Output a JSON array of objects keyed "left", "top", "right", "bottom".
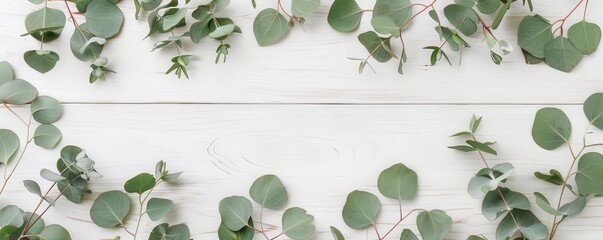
[{"left": 1, "top": 0, "right": 603, "bottom": 239}]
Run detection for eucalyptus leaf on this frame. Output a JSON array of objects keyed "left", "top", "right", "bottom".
[
  {"left": 249, "top": 174, "right": 287, "bottom": 209},
  {"left": 482, "top": 188, "right": 530, "bottom": 221},
  {"left": 40, "top": 168, "right": 66, "bottom": 182},
  {"left": 400, "top": 229, "right": 419, "bottom": 240},
  {"left": 292, "top": 0, "right": 320, "bottom": 18},
  {"left": 327, "top": 0, "right": 363, "bottom": 32},
  {"left": 0, "top": 206, "right": 23, "bottom": 228},
  {"left": 33, "top": 124, "right": 62, "bottom": 149},
  {"left": 282, "top": 207, "right": 315, "bottom": 240},
  {"left": 23, "top": 180, "right": 42, "bottom": 197},
  {"left": 584, "top": 93, "right": 603, "bottom": 130},
  {"left": 149, "top": 223, "right": 190, "bottom": 240},
  {"left": 124, "top": 173, "right": 156, "bottom": 194},
  {"left": 377, "top": 163, "right": 418, "bottom": 201},
  {"left": 342, "top": 190, "right": 380, "bottom": 229},
  {"left": 219, "top": 196, "right": 253, "bottom": 231},
  {"left": 0, "top": 62, "right": 14, "bottom": 85},
  {"left": 36, "top": 225, "right": 71, "bottom": 240},
  {"left": 23, "top": 50, "right": 59, "bottom": 74},
  {"left": 444, "top": 4, "right": 478, "bottom": 36},
  {"left": 531, "top": 107, "right": 571, "bottom": 150},
  {"left": 496, "top": 209, "right": 547, "bottom": 240},
  {"left": 24, "top": 7, "right": 66, "bottom": 42},
  {"left": 358, "top": 31, "right": 394, "bottom": 63},
  {"left": 218, "top": 219, "right": 254, "bottom": 240},
  {"left": 0, "top": 79, "right": 38, "bottom": 104},
  {"left": 576, "top": 152, "right": 603, "bottom": 195},
  {"left": 147, "top": 198, "right": 174, "bottom": 221},
  {"left": 476, "top": 0, "right": 499, "bottom": 14},
  {"left": 253, "top": 8, "right": 288, "bottom": 46},
  {"left": 162, "top": 8, "right": 187, "bottom": 31},
  {"left": 70, "top": 24, "right": 104, "bottom": 61},
  {"left": 544, "top": 37, "right": 584, "bottom": 73},
  {"left": 85, "top": 0, "right": 125, "bottom": 38},
  {"left": 534, "top": 169, "right": 564, "bottom": 186},
  {"left": 371, "top": 16, "right": 400, "bottom": 37},
  {"left": 416, "top": 210, "right": 452, "bottom": 240},
  {"left": 0, "top": 129, "right": 19, "bottom": 166},
  {"left": 90, "top": 190, "right": 131, "bottom": 228},
  {"left": 568, "top": 21, "right": 601, "bottom": 55},
  {"left": 329, "top": 226, "right": 344, "bottom": 240},
  {"left": 559, "top": 196, "right": 587, "bottom": 216},
  {"left": 31, "top": 96, "right": 62, "bottom": 124},
  {"left": 534, "top": 192, "right": 563, "bottom": 216},
  {"left": 373, "top": 0, "right": 412, "bottom": 27},
  {"left": 518, "top": 15, "right": 553, "bottom": 58}
]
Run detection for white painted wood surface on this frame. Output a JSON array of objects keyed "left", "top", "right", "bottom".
[{"left": 1, "top": 0, "right": 603, "bottom": 240}]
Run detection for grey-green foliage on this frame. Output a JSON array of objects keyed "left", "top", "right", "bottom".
[
  {"left": 24, "top": 0, "right": 123, "bottom": 82},
  {"left": 218, "top": 174, "right": 315, "bottom": 240},
  {"left": 89, "top": 161, "right": 185, "bottom": 239},
  {"left": 252, "top": 0, "right": 321, "bottom": 46},
  {"left": 139, "top": 0, "right": 239, "bottom": 79},
  {"left": 518, "top": 2, "right": 600, "bottom": 72},
  {"left": 0, "top": 205, "right": 71, "bottom": 240},
  {"left": 335, "top": 163, "right": 452, "bottom": 240},
  {"left": 450, "top": 116, "right": 547, "bottom": 240}
]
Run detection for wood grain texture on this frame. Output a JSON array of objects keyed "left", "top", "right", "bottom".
[
  {"left": 1, "top": 104, "right": 603, "bottom": 239},
  {"left": 0, "top": 1, "right": 601, "bottom": 104}
]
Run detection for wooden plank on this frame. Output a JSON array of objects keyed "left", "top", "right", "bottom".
[
  {"left": 1, "top": 104, "right": 602, "bottom": 239},
  {"left": 0, "top": 1, "right": 601, "bottom": 104}
]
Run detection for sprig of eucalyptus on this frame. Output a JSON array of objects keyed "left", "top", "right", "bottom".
[
  {"left": 251, "top": 0, "right": 321, "bottom": 46},
  {"left": 218, "top": 174, "right": 316, "bottom": 240},
  {"left": 518, "top": 0, "right": 600, "bottom": 72},
  {"left": 137, "top": 0, "right": 240, "bottom": 79},
  {"left": 330, "top": 163, "right": 452, "bottom": 240},
  {"left": 450, "top": 116, "right": 548, "bottom": 240},
  {"left": 0, "top": 145, "right": 100, "bottom": 240},
  {"left": 0, "top": 61, "right": 63, "bottom": 196},
  {"left": 89, "top": 160, "right": 187, "bottom": 240},
  {"left": 23, "top": 0, "right": 124, "bottom": 83}
]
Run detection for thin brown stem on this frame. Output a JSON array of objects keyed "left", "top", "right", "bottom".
[
  {"left": 0, "top": 116, "right": 33, "bottom": 196},
  {"left": 552, "top": 0, "right": 586, "bottom": 36},
  {"left": 399, "top": 0, "right": 437, "bottom": 30},
  {"left": 276, "top": 0, "right": 292, "bottom": 18}
]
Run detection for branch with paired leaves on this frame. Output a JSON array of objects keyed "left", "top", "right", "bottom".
[
  {"left": 137, "top": 0, "right": 240, "bottom": 79},
  {"left": 330, "top": 163, "right": 452, "bottom": 240},
  {"left": 518, "top": 0, "right": 600, "bottom": 72},
  {"left": 218, "top": 175, "right": 316, "bottom": 240},
  {"left": 23, "top": 0, "right": 124, "bottom": 83},
  {"left": 0, "top": 145, "right": 101, "bottom": 240},
  {"left": 0, "top": 61, "right": 63, "bottom": 196},
  {"left": 251, "top": 0, "right": 321, "bottom": 46},
  {"left": 89, "top": 161, "right": 186, "bottom": 240}
]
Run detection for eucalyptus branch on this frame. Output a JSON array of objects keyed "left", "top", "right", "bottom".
[
  {"left": 0, "top": 115, "right": 33, "bottom": 196},
  {"left": 552, "top": 0, "right": 587, "bottom": 36}
]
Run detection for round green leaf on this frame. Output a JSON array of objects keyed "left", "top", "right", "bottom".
[
  {"left": 249, "top": 174, "right": 287, "bottom": 209},
  {"left": 282, "top": 207, "right": 315, "bottom": 240},
  {"left": 292, "top": 0, "right": 320, "bottom": 17},
  {"left": 568, "top": 21, "right": 601, "bottom": 55},
  {"left": 23, "top": 180, "right": 42, "bottom": 197},
  {"left": 377, "top": 163, "right": 418, "bottom": 201},
  {"left": 253, "top": 8, "right": 288, "bottom": 46},
  {"left": 218, "top": 219, "right": 254, "bottom": 240},
  {"left": 36, "top": 225, "right": 71, "bottom": 240},
  {"left": 33, "top": 124, "right": 62, "bottom": 149},
  {"left": 559, "top": 196, "right": 587, "bottom": 217},
  {"left": 21, "top": 212, "right": 45, "bottom": 236},
  {"left": 0, "top": 129, "right": 20, "bottom": 165},
  {"left": 149, "top": 223, "right": 190, "bottom": 240},
  {"left": 70, "top": 24, "right": 104, "bottom": 61},
  {"left": 371, "top": 16, "right": 400, "bottom": 37},
  {"left": 24, "top": 50, "right": 59, "bottom": 74},
  {"left": 496, "top": 209, "right": 547, "bottom": 240},
  {"left": 576, "top": 152, "right": 603, "bottom": 195},
  {"left": 24, "top": 7, "right": 66, "bottom": 42},
  {"left": 162, "top": 8, "right": 187, "bottom": 31},
  {"left": 416, "top": 210, "right": 452, "bottom": 240},
  {"left": 342, "top": 190, "right": 380, "bottom": 229},
  {"left": 0, "top": 225, "right": 18, "bottom": 239},
  {"left": 0, "top": 79, "right": 38, "bottom": 104},
  {"left": 85, "top": 0, "right": 124, "bottom": 38},
  {"left": 358, "top": 31, "right": 394, "bottom": 63},
  {"left": 482, "top": 188, "right": 529, "bottom": 221},
  {"left": 373, "top": 0, "right": 412, "bottom": 27},
  {"left": 518, "top": 15, "right": 553, "bottom": 58},
  {"left": 531, "top": 107, "right": 571, "bottom": 150},
  {"left": 476, "top": 0, "right": 500, "bottom": 14},
  {"left": 534, "top": 192, "right": 563, "bottom": 216},
  {"left": 219, "top": 196, "right": 253, "bottom": 231},
  {"left": 124, "top": 173, "right": 156, "bottom": 194},
  {"left": 31, "top": 96, "right": 62, "bottom": 124},
  {"left": 544, "top": 37, "right": 584, "bottom": 73},
  {"left": 584, "top": 93, "right": 603, "bottom": 130},
  {"left": 209, "top": 24, "right": 236, "bottom": 39},
  {"left": 0, "top": 61, "right": 14, "bottom": 85},
  {"left": 400, "top": 229, "right": 419, "bottom": 240},
  {"left": 443, "top": 4, "right": 478, "bottom": 36},
  {"left": 147, "top": 198, "right": 174, "bottom": 221},
  {"left": 90, "top": 190, "right": 131, "bottom": 228},
  {"left": 327, "top": 0, "right": 363, "bottom": 32},
  {"left": 0, "top": 206, "right": 23, "bottom": 228}
]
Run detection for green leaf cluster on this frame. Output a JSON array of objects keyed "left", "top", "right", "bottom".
[
  {"left": 140, "top": 0, "right": 240, "bottom": 79},
  {"left": 0, "top": 205, "right": 70, "bottom": 240},
  {"left": 25, "top": 0, "right": 123, "bottom": 82},
  {"left": 252, "top": 0, "right": 320, "bottom": 46},
  {"left": 218, "top": 174, "right": 315, "bottom": 240},
  {"left": 332, "top": 163, "right": 452, "bottom": 240},
  {"left": 90, "top": 161, "right": 187, "bottom": 240}
]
